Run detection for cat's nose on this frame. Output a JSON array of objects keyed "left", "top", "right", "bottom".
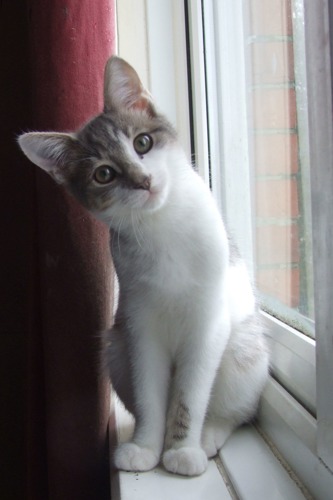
[{"left": 135, "top": 175, "right": 151, "bottom": 191}]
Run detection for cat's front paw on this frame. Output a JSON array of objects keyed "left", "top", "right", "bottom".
[
  {"left": 114, "top": 442, "right": 160, "bottom": 472},
  {"left": 162, "top": 447, "right": 208, "bottom": 476}
]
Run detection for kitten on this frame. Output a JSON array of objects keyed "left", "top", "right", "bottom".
[{"left": 18, "top": 56, "right": 269, "bottom": 477}]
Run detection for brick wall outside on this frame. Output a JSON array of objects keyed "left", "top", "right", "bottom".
[{"left": 247, "top": 0, "right": 302, "bottom": 310}]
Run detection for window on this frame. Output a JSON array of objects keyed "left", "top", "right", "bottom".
[
  {"left": 116, "top": 0, "right": 333, "bottom": 496},
  {"left": 194, "top": 0, "right": 317, "bottom": 404},
  {"left": 248, "top": 0, "right": 314, "bottom": 332},
  {"left": 186, "top": 0, "right": 333, "bottom": 494}
]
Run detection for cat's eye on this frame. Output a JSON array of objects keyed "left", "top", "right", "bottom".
[
  {"left": 93, "top": 165, "right": 116, "bottom": 184},
  {"left": 133, "top": 134, "right": 153, "bottom": 155}
]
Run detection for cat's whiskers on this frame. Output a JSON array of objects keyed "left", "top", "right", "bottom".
[
  {"left": 108, "top": 212, "right": 125, "bottom": 256},
  {"left": 116, "top": 214, "right": 126, "bottom": 255},
  {"left": 189, "top": 152, "right": 212, "bottom": 172},
  {"left": 130, "top": 209, "right": 145, "bottom": 251},
  {"left": 108, "top": 215, "right": 117, "bottom": 255},
  {"left": 137, "top": 212, "right": 147, "bottom": 248}
]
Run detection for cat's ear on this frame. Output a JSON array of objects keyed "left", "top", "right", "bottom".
[
  {"left": 18, "top": 132, "right": 76, "bottom": 184},
  {"left": 103, "top": 56, "right": 156, "bottom": 116}
]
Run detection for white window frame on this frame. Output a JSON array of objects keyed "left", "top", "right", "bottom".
[
  {"left": 304, "top": 0, "right": 333, "bottom": 472},
  {"left": 115, "top": 0, "right": 333, "bottom": 497}
]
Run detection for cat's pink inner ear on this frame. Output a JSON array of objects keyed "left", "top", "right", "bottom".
[
  {"left": 103, "top": 56, "right": 156, "bottom": 116},
  {"left": 18, "top": 132, "right": 73, "bottom": 183},
  {"left": 131, "top": 95, "right": 155, "bottom": 116}
]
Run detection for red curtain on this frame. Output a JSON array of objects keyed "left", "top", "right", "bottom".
[{"left": 0, "top": 1, "right": 116, "bottom": 499}]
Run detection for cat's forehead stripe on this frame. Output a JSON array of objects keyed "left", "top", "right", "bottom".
[{"left": 78, "top": 116, "right": 123, "bottom": 157}]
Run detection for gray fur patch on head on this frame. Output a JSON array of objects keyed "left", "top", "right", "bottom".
[
  {"left": 77, "top": 108, "right": 176, "bottom": 157},
  {"left": 55, "top": 108, "right": 176, "bottom": 214}
]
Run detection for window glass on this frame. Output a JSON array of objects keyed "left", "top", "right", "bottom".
[
  {"left": 202, "top": 0, "right": 314, "bottom": 337},
  {"left": 245, "top": 0, "right": 314, "bottom": 336}
]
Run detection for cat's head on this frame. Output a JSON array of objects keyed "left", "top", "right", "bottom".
[{"left": 18, "top": 56, "right": 181, "bottom": 224}]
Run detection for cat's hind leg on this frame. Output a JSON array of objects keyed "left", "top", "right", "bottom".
[
  {"left": 201, "top": 418, "right": 235, "bottom": 458},
  {"left": 202, "top": 319, "right": 269, "bottom": 458}
]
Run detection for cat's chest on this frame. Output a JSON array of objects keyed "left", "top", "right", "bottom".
[
  {"left": 112, "top": 230, "right": 203, "bottom": 294},
  {"left": 111, "top": 203, "right": 227, "bottom": 299}
]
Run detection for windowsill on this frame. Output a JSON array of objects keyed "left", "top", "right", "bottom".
[{"left": 110, "top": 396, "right": 309, "bottom": 500}]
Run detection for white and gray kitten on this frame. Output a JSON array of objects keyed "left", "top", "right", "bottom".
[{"left": 18, "top": 56, "right": 269, "bottom": 477}]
